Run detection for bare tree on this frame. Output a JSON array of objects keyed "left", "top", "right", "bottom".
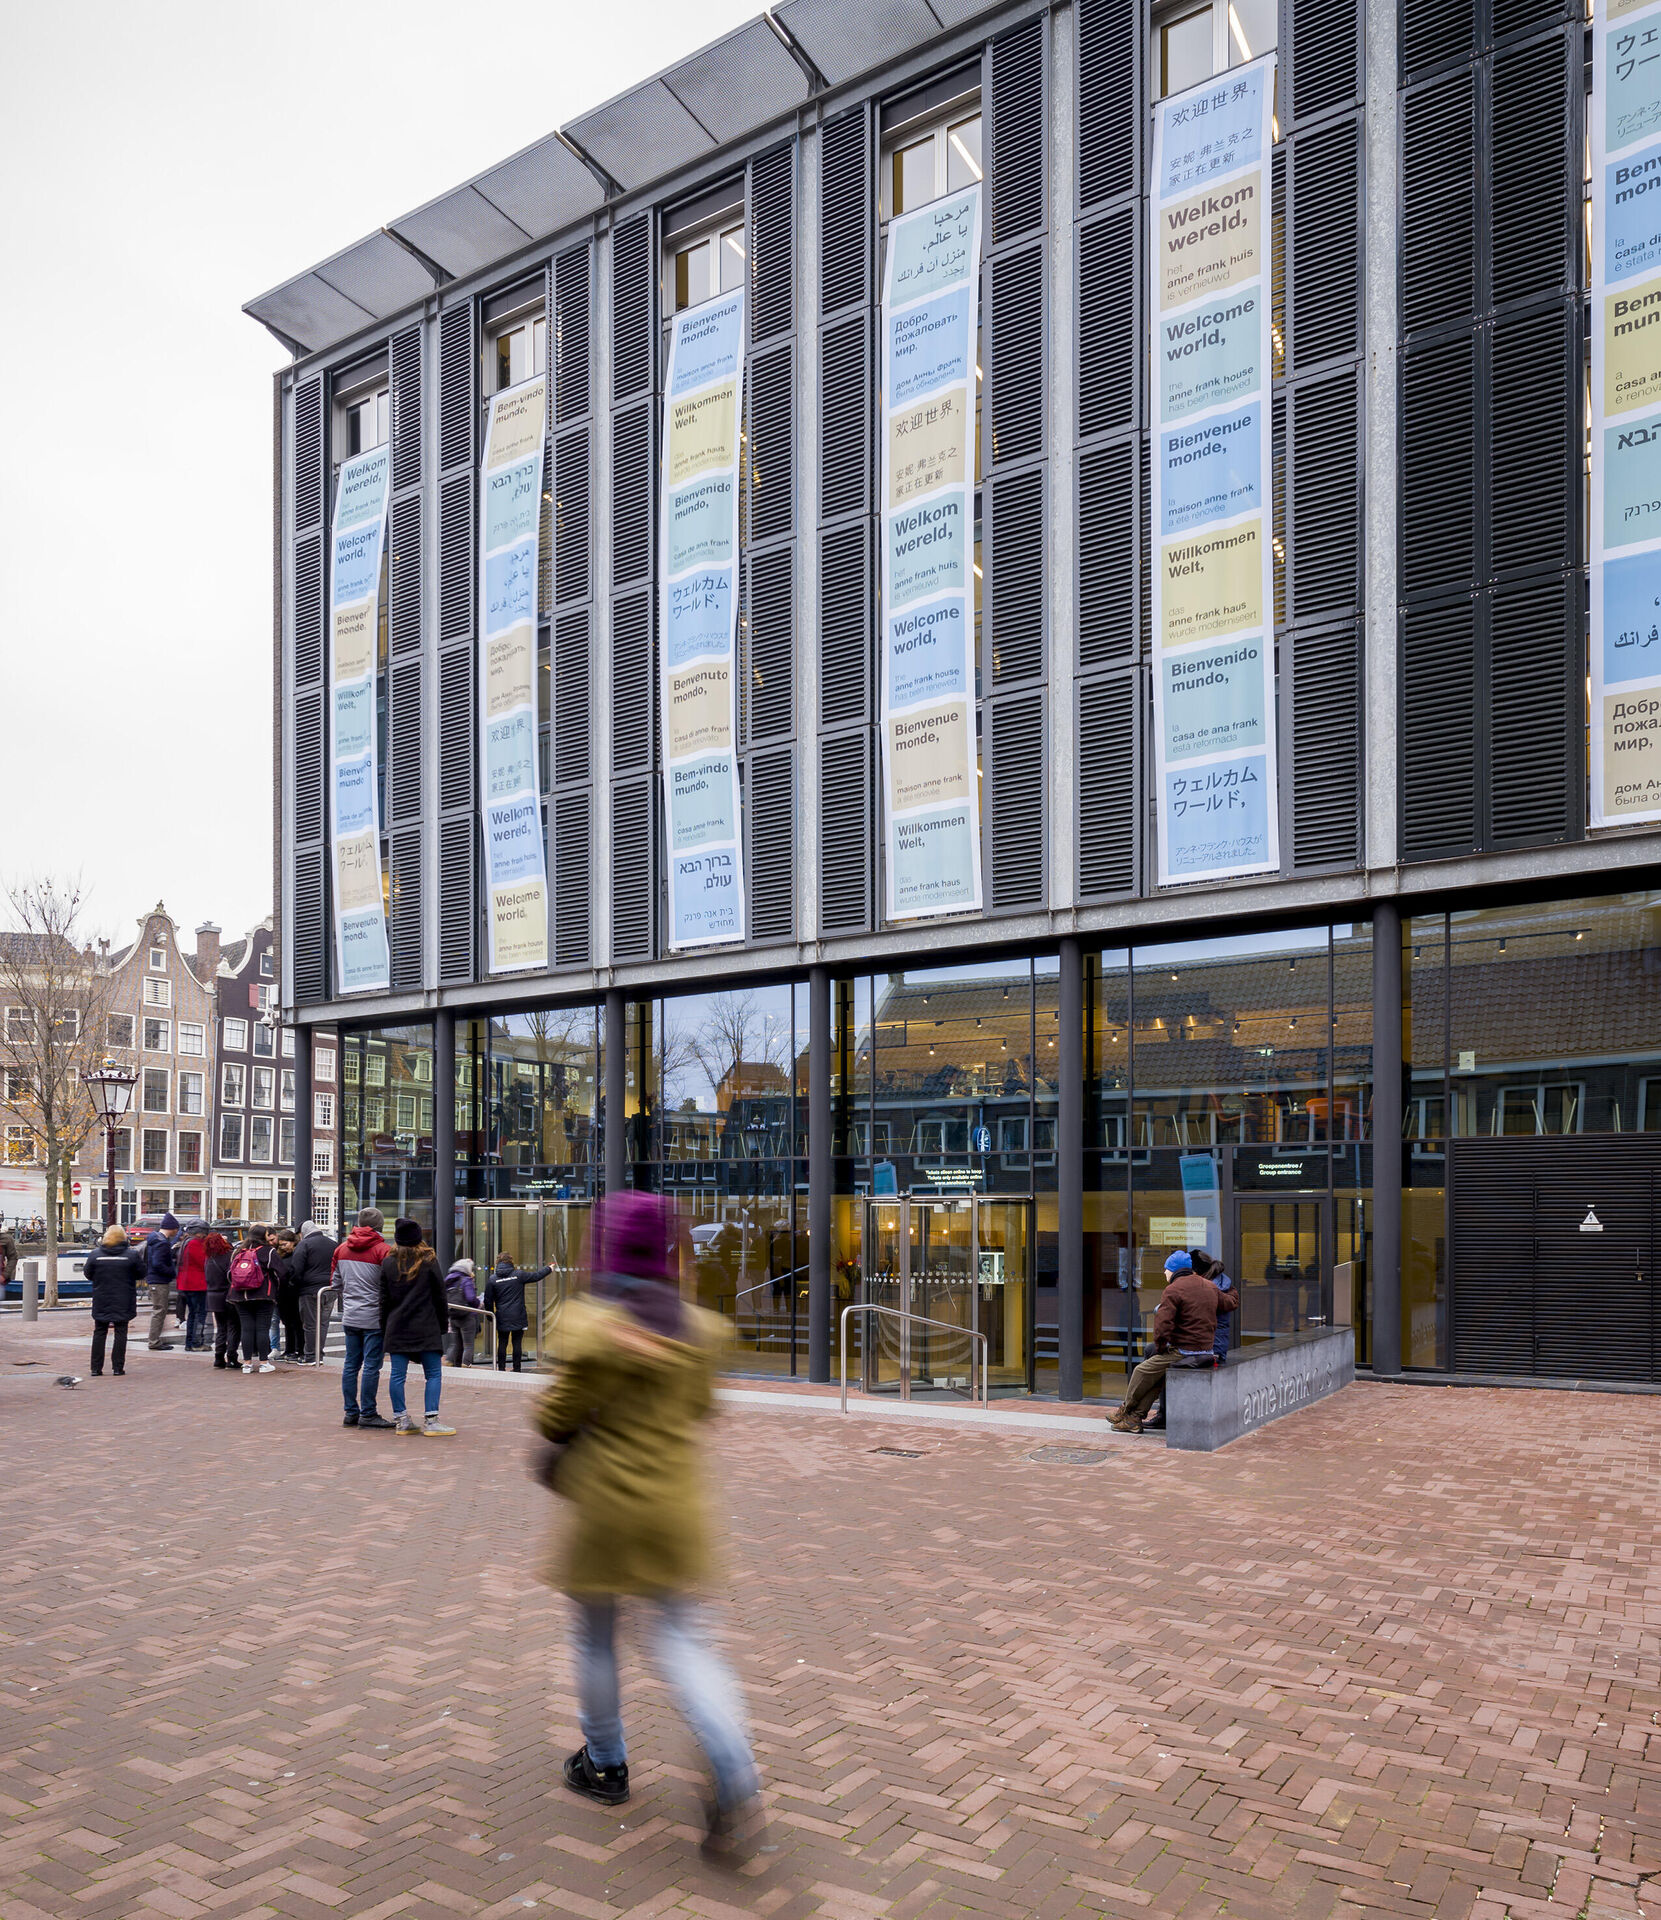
[{"left": 0, "top": 881, "right": 114, "bottom": 1306}]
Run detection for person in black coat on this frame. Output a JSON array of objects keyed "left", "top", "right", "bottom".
[
  {"left": 288, "top": 1220, "right": 336, "bottom": 1363},
  {"left": 85, "top": 1226, "right": 145, "bottom": 1377},
  {"left": 484, "top": 1255, "right": 552, "bottom": 1372},
  {"left": 378, "top": 1218, "right": 456, "bottom": 1435}
]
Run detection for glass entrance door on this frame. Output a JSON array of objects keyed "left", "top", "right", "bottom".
[
  {"left": 465, "top": 1200, "right": 592, "bottom": 1365},
  {"left": 976, "top": 1199, "right": 1031, "bottom": 1389},
  {"left": 1234, "top": 1197, "right": 1329, "bottom": 1342}
]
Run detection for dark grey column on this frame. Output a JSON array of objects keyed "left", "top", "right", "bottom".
[
  {"left": 604, "top": 989, "right": 626, "bottom": 1194},
  {"left": 1370, "top": 901, "right": 1403, "bottom": 1376},
  {"left": 433, "top": 1010, "right": 455, "bottom": 1268},
  {"left": 293, "top": 1027, "right": 313, "bottom": 1228},
  {"left": 1057, "top": 936, "right": 1085, "bottom": 1400},
  {"left": 808, "top": 965, "right": 832, "bottom": 1383}
]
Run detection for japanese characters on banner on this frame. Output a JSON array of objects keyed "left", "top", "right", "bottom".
[
  {"left": 478, "top": 376, "right": 550, "bottom": 972},
  {"left": 659, "top": 289, "right": 747, "bottom": 948},
  {"left": 327, "top": 446, "right": 391, "bottom": 993},
  {"left": 1149, "top": 57, "right": 1280, "bottom": 885},
  {"left": 880, "top": 185, "right": 984, "bottom": 920},
  {"left": 1592, "top": 0, "right": 1661, "bottom": 825}
]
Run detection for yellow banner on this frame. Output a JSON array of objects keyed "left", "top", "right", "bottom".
[
  {"left": 886, "top": 389, "right": 971, "bottom": 509},
  {"left": 1159, "top": 520, "right": 1264, "bottom": 647},
  {"left": 887, "top": 701, "right": 975, "bottom": 812},
  {"left": 666, "top": 381, "right": 738, "bottom": 488},
  {"left": 1158, "top": 179, "right": 1262, "bottom": 312},
  {"left": 1604, "top": 275, "right": 1661, "bottom": 416},
  {"left": 666, "top": 659, "right": 734, "bottom": 760}
]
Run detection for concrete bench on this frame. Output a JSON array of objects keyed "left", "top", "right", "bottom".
[{"left": 1166, "top": 1326, "right": 1354, "bottom": 1451}]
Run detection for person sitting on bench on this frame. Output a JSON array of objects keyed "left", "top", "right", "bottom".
[{"left": 1109, "top": 1251, "right": 1234, "bottom": 1434}]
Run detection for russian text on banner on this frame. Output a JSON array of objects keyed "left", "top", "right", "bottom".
[
  {"left": 478, "top": 376, "right": 550, "bottom": 972},
  {"left": 880, "top": 185, "right": 984, "bottom": 921},
  {"left": 1593, "top": 0, "right": 1661, "bottom": 825},
  {"left": 660, "top": 289, "right": 746, "bottom": 948},
  {"left": 328, "top": 446, "right": 391, "bottom": 993},
  {"left": 1149, "top": 57, "right": 1280, "bottom": 886}
]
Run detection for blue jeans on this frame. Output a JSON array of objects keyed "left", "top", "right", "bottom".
[
  {"left": 182, "top": 1294, "right": 208, "bottom": 1349},
  {"left": 342, "top": 1326, "right": 384, "bottom": 1415},
  {"left": 573, "top": 1597, "right": 757, "bottom": 1809},
  {"left": 388, "top": 1350, "right": 442, "bottom": 1419}
]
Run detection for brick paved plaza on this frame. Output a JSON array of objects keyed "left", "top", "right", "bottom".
[{"left": 3, "top": 1328, "right": 1660, "bottom": 1920}]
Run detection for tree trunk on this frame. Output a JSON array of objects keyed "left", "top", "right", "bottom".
[{"left": 43, "top": 1153, "right": 59, "bottom": 1309}]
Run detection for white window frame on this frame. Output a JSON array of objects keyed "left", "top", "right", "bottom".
[
  {"left": 108, "top": 1013, "right": 135, "bottom": 1049},
  {"left": 223, "top": 1017, "right": 248, "bottom": 1052},
  {"left": 313, "top": 1141, "right": 335, "bottom": 1177},
  {"left": 280, "top": 1068, "right": 296, "bottom": 1111},
  {"left": 879, "top": 84, "right": 983, "bottom": 223},
  {"left": 249, "top": 1115, "right": 274, "bottom": 1164},
  {"left": 252, "top": 1020, "right": 276, "bottom": 1058},
  {"left": 140, "top": 1127, "right": 170, "bottom": 1175},
  {"left": 177, "top": 1070, "right": 205, "bottom": 1117},
  {"left": 55, "top": 1009, "right": 81, "bottom": 1041},
  {"left": 4, "top": 1007, "right": 29, "bottom": 1044},
  {"left": 178, "top": 1022, "right": 205, "bottom": 1057},
  {"left": 111, "top": 1127, "right": 133, "bottom": 1173},
  {"left": 219, "top": 1113, "right": 244, "bottom": 1161},
  {"left": 486, "top": 289, "right": 547, "bottom": 394},
  {"left": 222, "top": 1062, "right": 246, "bottom": 1108},
  {"left": 252, "top": 1066, "right": 276, "bottom": 1111},
  {"left": 143, "top": 976, "right": 172, "bottom": 1008},
  {"left": 282, "top": 1029, "right": 296, "bottom": 1059},
  {"left": 315, "top": 1047, "right": 336, "bottom": 1085},
  {"left": 3, "top": 1126, "right": 37, "bottom": 1166},
  {"left": 315, "top": 1091, "right": 336, "bottom": 1130},
  {"left": 142, "top": 1017, "right": 172, "bottom": 1053},
  {"left": 176, "top": 1130, "right": 204, "bottom": 1176},
  {"left": 279, "top": 1116, "right": 296, "bottom": 1165},
  {"left": 1151, "top": 0, "right": 1276, "bottom": 102},
  {"left": 141, "top": 1068, "right": 170, "bottom": 1115},
  {"left": 148, "top": 947, "right": 167, "bottom": 972}
]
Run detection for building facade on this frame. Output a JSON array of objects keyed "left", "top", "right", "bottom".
[{"left": 251, "top": 0, "right": 1661, "bottom": 1392}]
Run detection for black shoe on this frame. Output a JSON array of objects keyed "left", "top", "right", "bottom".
[
  {"left": 563, "top": 1746, "right": 629, "bottom": 1807},
  {"left": 89, "top": 1369, "right": 102, "bottom": 1377},
  {"left": 357, "top": 1411, "right": 394, "bottom": 1431},
  {"left": 149, "top": 1343, "right": 175, "bottom": 1352},
  {"left": 213, "top": 1357, "right": 227, "bottom": 1369},
  {"left": 112, "top": 1369, "right": 125, "bottom": 1377},
  {"left": 342, "top": 1410, "right": 360, "bottom": 1427}
]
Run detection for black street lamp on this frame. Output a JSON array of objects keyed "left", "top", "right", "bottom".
[{"left": 81, "top": 1063, "right": 138, "bottom": 1229}]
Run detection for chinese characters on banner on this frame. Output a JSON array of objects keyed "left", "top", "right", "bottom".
[
  {"left": 478, "top": 376, "right": 550, "bottom": 972},
  {"left": 1593, "top": 0, "right": 1661, "bottom": 825},
  {"left": 880, "top": 185, "right": 984, "bottom": 920},
  {"left": 1149, "top": 58, "right": 1280, "bottom": 884},
  {"left": 327, "top": 446, "right": 391, "bottom": 993},
  {"left": 659, "top": 290, "right": 747, "bottom": 948}
]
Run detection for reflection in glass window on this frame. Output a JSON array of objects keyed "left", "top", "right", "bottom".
[
  {"left": 459, "top": 1009, "right": 599, "bottom": 1188},
  {"left": 346, "top": 389, "right": 389, "bottom": 456},
  {"left": 494, "top": 314, "right": 547, "bottom": 390},
  {"left": 887, "top": 112, "right": 983, "bottom": 218},
  {"left": 674, "top": 224, "right": 746, "bottom": 312}
]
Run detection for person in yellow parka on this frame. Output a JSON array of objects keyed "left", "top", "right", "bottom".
[{"left": 534, "top": 1191, "right": 761, "bottom": 1863}]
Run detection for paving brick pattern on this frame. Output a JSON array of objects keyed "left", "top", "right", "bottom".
[{"left": 3, "top": 1325, "right": 1660, "bottom": 1920}]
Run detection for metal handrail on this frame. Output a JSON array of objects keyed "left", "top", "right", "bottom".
[
  {"left": 448, "top": 1302, "right": 498, "bottom": 1366},
  {"left": 839, "top": 1303, "right": 988, "bottom": 1412}
]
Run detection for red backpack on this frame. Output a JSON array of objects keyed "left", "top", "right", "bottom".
[{"left": 228, "top": 1245, "right": 265, "bottom": 1294}]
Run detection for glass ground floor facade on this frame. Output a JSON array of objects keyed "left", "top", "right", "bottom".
[{"left": 322, "top": 881, "right": 1661, "bottom": 1392}]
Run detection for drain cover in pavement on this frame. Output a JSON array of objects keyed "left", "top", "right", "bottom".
[
  {"left": 1028, "top": 1445, "right": 1119, "bottom": 1465},
  {"left": 871, "top": 1446, "right": 925, "bottom": 1457}
]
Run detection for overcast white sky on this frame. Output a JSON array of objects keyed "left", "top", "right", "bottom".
[{"left": 0, "top": 0, "right": 757, "bottom": 952}]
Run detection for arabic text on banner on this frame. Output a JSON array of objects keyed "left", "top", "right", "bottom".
[
  {"left": 880, "top": 185, "right": 984, "bottom": 920},
  {"left": 328, "top": 446, "right": 391, "bottom": 993},
  {"left": 1592, "top": 0, "right": 1661, "bottom": 825},
  {"left": 1148, "top": 58, "right": 1280, "bottom": 885},
  {"left": 659, "top": 290, "right": 747, "bottom": 948},
  {"left": 478, "top": 376, "right": 550, "bottom": 972}
]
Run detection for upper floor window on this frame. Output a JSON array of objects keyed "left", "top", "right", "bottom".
[
  {"left": 224, "top": 1017, "right": 248, "bottom": 1052},
  {"left": 344, "top": 387, "right": 389, "bottom": 455},
  {"left": 108, "top": 1013, "right": 134, "bottom": 1049},
  {"left": 142, "top": 1017, "right": 171, "bottom": 1053},
  {"left": 316, "top": 1046, "right": 336, "bottom": 1084},
  {"left": 674, "top": 222, "right": 744, "bottom": 313},
  {"left": 259, "top": 950, "right": 273, "bottom": 978},
  {"left": 253, "top": 1020, "right": 275, "bottom": 1058},
  {"left": 486, "top": 282, "right": 547, "bottom": 395},
  {"left": 178, "top": 1022, "right": 205, "bottom": 1057},
  {"left": 143, "top": 977, "right": 171, "bottom": 1009},
  {"left": 148, "top": 947, "right": 166, "bottom": 971},
  {"left": 880, "top": 71, "right": 982, "bottom": 224},
  {"left": 1153, "top": 0, "right": 1276, "bottom": 100},
  {"left": 282, "top": 1029, "right": 296, "bottom": 1059}
]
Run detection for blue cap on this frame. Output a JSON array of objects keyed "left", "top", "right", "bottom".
[{"left": 1164, "top": 1251, "right": 1192, "bottom": 1275}]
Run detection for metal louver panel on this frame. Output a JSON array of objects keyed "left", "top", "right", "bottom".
[
  {"left": 611, "top": 590, "right": 654, "bottom": 772},
  {"left": 438, "top": 814, "right": 475, "bottom": 984},
  {"left": 438, "top": 646, "right": 474, "bottom": 813},
  {"left": 390, "top": 830, "right": 422, "bottom": 991},
  {"left": 611, "top": 402, "right": 653, "bottom": 585},
  {"left": 748, "top": 344, "right": 794, "bottom": 543},
  {"left": 556, "top": 428, "right": 591, "bottom": 604},
  {"left": 1288, "top": 0, "right": 1362, "bottom": 124},
  {"left": 1078, "top": 439, "right": 1139, "bottom": 669},
  {"left": 1288, "top": 119, "right": 1362, "bottom": 371},
  {"left": 554, "top": 243, "right": 591, "bottom": 425},
  {"left": 555, "top": 790, "right": 591, "bottom": 967},
  {"left": 1077, "top": 669, "right": 1140, "bottom": 898},
  {"left": 555, "top": 610, "right": 592, "bottom": 784},
  {"left": 294, "top": 533, "right": 324, "bottom": 686},
  {"left": 1401, "top": 334, "right": 1477, "bottom": 596},
  {"left": 751, "top": 143, "right": 794, "bottom": 343},
  {"left": 439, "top": 303, "right": 475, "bottom": 474},
  {"left": 1447, "top": 1141, "right": 1538, "bottom": 1375},
  {"left": 820, "top": 317, "right": 870, "bottom": 519},
  {"left": 1076, "top": 0, "right": 1139, "bottom": 211},
  {"left": 820, "top": 106, "right": 871, "bottom": 317},
  {"left": 438, "top": 471, "right": 475, "bottom": 641},
  {"left": 988, "top": 467, "right": 1044, "bottom": 686},
  {"left": 747, "top": 747, "right": 795, "bottom": 942},
  {"left": 390, "top": 325, "right": 421, "bottom": 493},
  {"left": 295, "top": 690, "right": 324, "bottom": 843},
  {"left": 1489, "top": 573, "right": 1576, "bottom": 846},
  {"left": 1492, "top": 30, "right": 1575, "bottom": 306},
  {"left": 819, "top": 521, "right": 870, "bottom": 726},
  {"left": 990, "top": 247, "right": 1044, "bottom": 467},
  {"left": 990, "top": 16, "right": 1045, "bottom": 245},
  {"left": 987, "top": 694, "right": 1045, "bottom": 910},
  {"left": 388, "top": 658, "right": 422, "bottom": 825},
  {"left": 1490, "top": 301, "right": 1575, "bottom": 577},
  {"left": 1288, "top": 370, "right": 1361, "bottom": 620},
  {"left": 294, "top": 377, "right": 324, "bottom": 531},
  {"left": 819, "top": 731, "right": 871, "bottom": 934},
  {"left": 1290, "top": 623, "right": 1360, "bottom": 868},
  {"left": 1401, "top": 73, "right": 1476, "bottom": 334},
  {"left": 1400, "top": 0, "right": 1477, "bottom": 79},
  {"left": 612, "top": 215, "right": 654, "bottom": 402},
  {"left": 293, "top": 846, "right": 326, "bottom": 1004},
  {"left": 1401, "top": 597, "right": 1478, "bottom": 859},
  {"left": 611, "top": 778, "right": 655, "bottom": 961},
  {"left": 389, "top": 494, "right": 422, "bottom": 653},
  {"left": 747, "top": 546, "right": 794, "bottom": 743},
  {"left": 1078, "top": 207, "right": 1138, "bottom": 440},
  {"left": 1493, "top": 0, "right": 1578, "bottom": 35}
]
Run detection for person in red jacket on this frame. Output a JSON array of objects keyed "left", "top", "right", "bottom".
[
  {"left": 174, "top": 1219, "right": 211, "bottom": 1351},
  {"left": 333, "top": 1209, "right": 393, "bottom": 1428}
]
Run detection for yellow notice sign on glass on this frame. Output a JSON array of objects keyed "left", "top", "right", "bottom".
[{"left": 1148, "top": 1216, "right": 1210, "bottom": 1246}]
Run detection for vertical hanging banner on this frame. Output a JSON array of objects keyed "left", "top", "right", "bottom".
[
  {"left": 880, "top": 185, "right": 983, "bottom": 920},
  {"left": 660, "top": 289, "right": 747, "bottom": 948},
  {"left": 1149, "top": 56, "right": 1280, "bottom": 885},
  {"left": 328, "top": 446, "right": 391, "bottom": 993},
  {"left": 478, "top": 375, "right": 550, "bottom": 972},
  {"left": 1593, "top": 0, "right": 1661, "bottom": 825}
]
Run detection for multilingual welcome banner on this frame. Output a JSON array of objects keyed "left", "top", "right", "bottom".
[
  {"left": 880, "top": 184, "right": 984, "bottom": 921},
  {"left": 478, "top": 376, "right": 550, "bottom": 973},
  {"left": 1149, "top": 57, "right": 1280, "bottom": 885},
  {"left": 328, "top": 446, "right": 391, "bottom": 993},
  {"left": 660, "top": 289, "right": 747, "bottom": 949},
  {"left": 1593, "top": 0, "right": 1661, "bottom": 826}
]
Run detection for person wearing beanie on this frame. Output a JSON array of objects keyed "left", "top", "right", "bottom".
[
  {"left": 536, "top": 1191, "right": 762, "bottom": 1863},
  {"left": 483, "top": 1251, "right": 552, "bottom": 1371},
  {"left": 444, "top": 1256, "right": 484, "bottom": 1366},
  {"left": 144, "top": 1211, "right": 182, "bottom": 1351},
  {"left": 1108, "top": 1249, "right": 1234, "bottom": 1434},
  {"left": 378, "top": 1219, "right": 455, "bottom": 1435}
]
